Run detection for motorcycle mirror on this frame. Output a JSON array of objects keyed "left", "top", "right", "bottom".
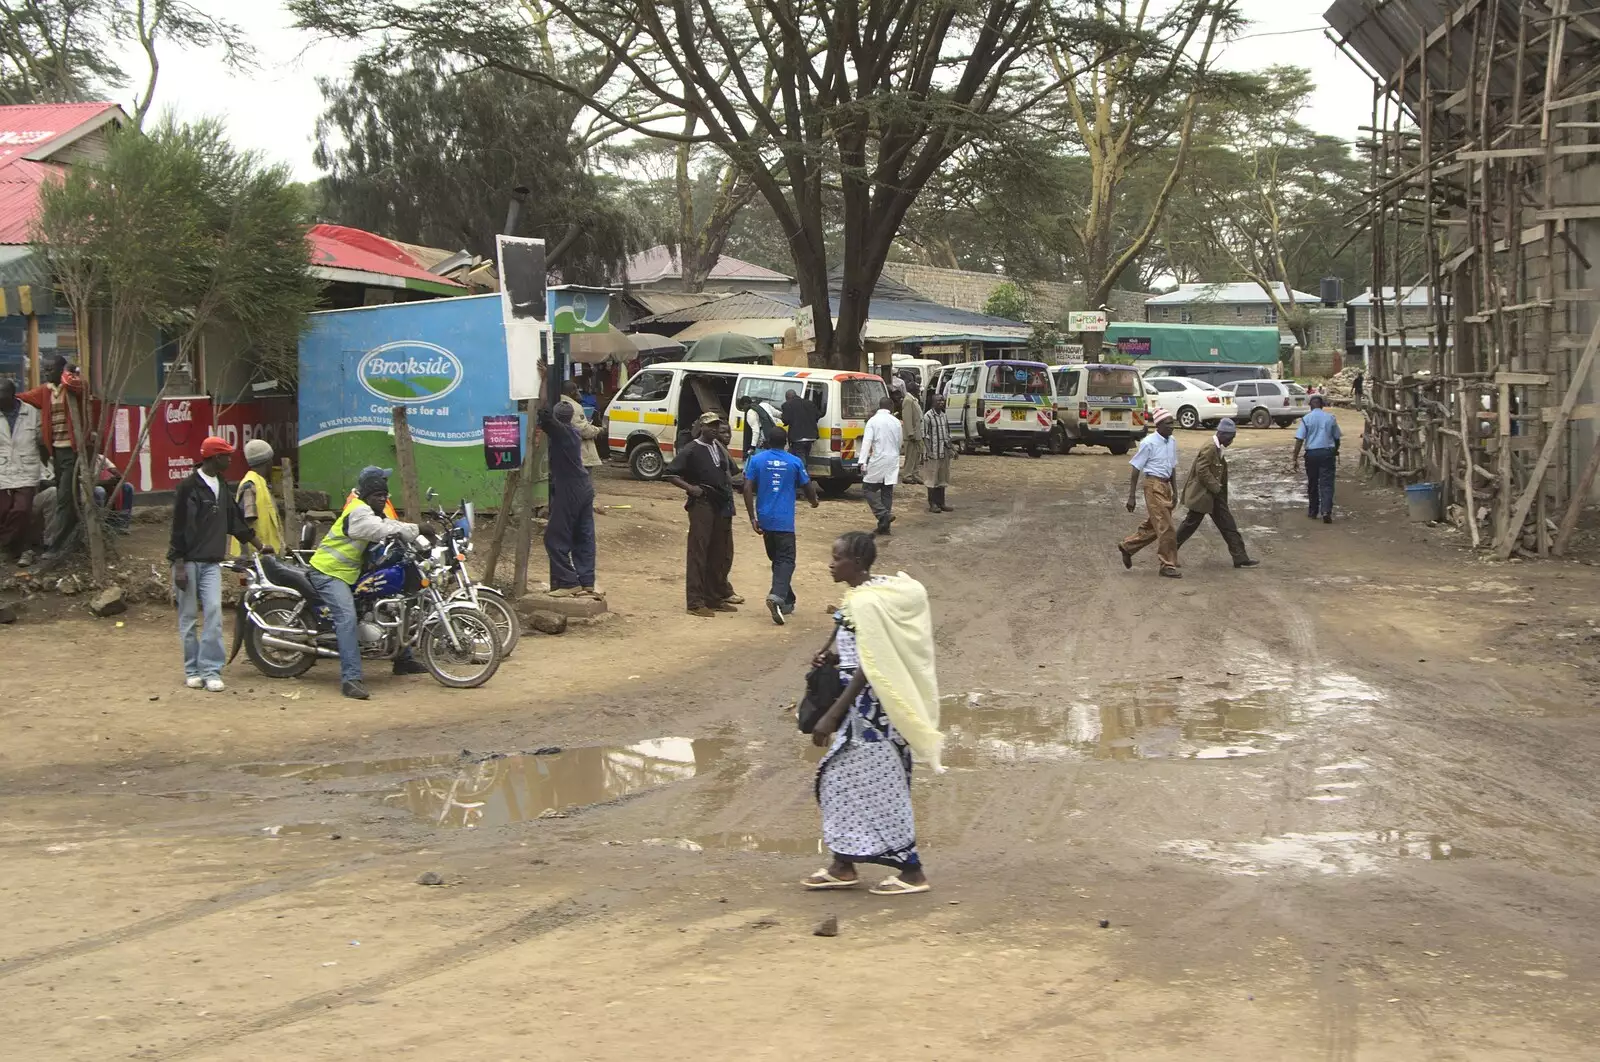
[
  {"left": 415, "top": 534, "right": 432, "bottom": 550},
  {"left": 425, "top": 487, "right": 438, "bottom": 501},
  {"left": 462, "top": 501, "right": 476, "bottom": 535}
]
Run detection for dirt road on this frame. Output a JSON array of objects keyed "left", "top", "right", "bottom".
[{"left": 4, "top": 412, "right": 1599, "bottom": 1060}]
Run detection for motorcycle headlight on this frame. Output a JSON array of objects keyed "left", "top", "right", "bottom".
[{"left": 431, "top": 545, "right": 450, "bottom": 562}]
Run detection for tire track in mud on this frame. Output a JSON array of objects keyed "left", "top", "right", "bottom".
[
  {"left": 0, "top": 854, "right": 393, "bottom": 980},
  {"left": 147, "top": 896, "right": 597, "bottom": 1061}
]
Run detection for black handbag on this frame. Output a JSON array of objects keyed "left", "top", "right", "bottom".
[{"left": 797, "top": 631, "right": 844, "bottom": 734}]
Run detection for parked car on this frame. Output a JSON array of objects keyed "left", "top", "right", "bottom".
[
  {"left": 1142, "top": 376, "right": 1239, "bottom": 430},
  {"left": 1221, "top": 379, "right": 1310, "bottom": 428},
  {"left": 1139, "top": 363, "right": 1272, "bottom": 387}
]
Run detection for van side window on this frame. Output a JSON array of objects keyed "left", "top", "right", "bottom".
[
  {"left": 952, "top": 367, "right": 976, "bottom": 395},
  {"left": 1058, "top": 371, "right": 1081, "bottom": 397},
  {"left": 735, "top": 377, "right": 790, "bottom": 406},
  {"left": 619, "top": 370, "right": 672, "bottom": 403}
]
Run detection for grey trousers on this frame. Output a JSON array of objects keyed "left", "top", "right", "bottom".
[{"left": 863, "top": 482, "right": 894, "bottom": 526}]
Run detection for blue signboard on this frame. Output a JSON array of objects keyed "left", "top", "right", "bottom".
[{"left": 298, "top": 294, "right": 520, "bottom": 501}]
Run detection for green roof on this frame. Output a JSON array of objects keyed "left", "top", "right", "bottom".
[{"left": 1104, "top": 322, "right": 1281, "bottom": 365}]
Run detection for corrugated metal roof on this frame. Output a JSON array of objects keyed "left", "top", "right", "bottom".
[
  {"left": 0, "top": 159, "right": 58, "bottom": 244},
  {"left": 1348, "top": 285, "right": 1446, "bottom": 307},
  {"left": 624, "top": 244, "right": 792, "bottom": 285},
  {"left": 0, "top": 102, "right": 122, "bottom": 164},
  {"left": 628, "top": 290, "right": 724, "bottom": 316},
  {"left": 307, "top": 224, "right": 465, "bottom": 292},
  {"left": 1145, "top": 282, "right": 1321, "bottom": 305}
]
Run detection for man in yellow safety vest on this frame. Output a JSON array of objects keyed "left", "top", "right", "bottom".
[
  {"left": 308, "top": 466, "right": 424, "bottom": 700},
  {"left": 230, "top": 439, "right": 284, "bottom": 557}
]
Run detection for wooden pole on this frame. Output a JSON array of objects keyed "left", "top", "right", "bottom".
[
  {"left": 1496, "top": 315, "right": 1600, "bottom": 558},
  {"left": 279, "top": 456, "right": 299, "bottom": 551},
  {"left": 25, "top": 313, "right": 39, "bottom": 388},
  {"left": 481, "top": 465, "right": 520, "bottom": 585},
  {"left": 511, "top": 405, "right": 538, "bottom": 595},
  {"left": 1553, "top": 433, "right": 1600, "bottom": 555},
  {"left": 1458, "top": 396, "right": 1481, "bottom": 548},
  {"left": 391, "top": 405, "right": 421, "bottom": 522}
]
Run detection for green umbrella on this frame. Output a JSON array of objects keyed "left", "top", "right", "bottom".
[{"left": 685, "top": 332, "right": 775, "bottom": 363}]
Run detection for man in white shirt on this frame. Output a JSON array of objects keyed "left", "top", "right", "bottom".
[
  {"left": 1117, "top": 406, "right": 1182, "bottom": 577},
  {"left": 858, "top": 397, "right": 903, "bottom": 536}
]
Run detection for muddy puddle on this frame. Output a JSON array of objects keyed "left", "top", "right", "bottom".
[
  {"left": 1159, "top": 830, "right": 1468, "bottom": 876},
  {"left": 940, "top": 665, "right": 1381, "bottom": 767},
  {"left": 242, "top": 739, "right": 735, "bottom": 829}
]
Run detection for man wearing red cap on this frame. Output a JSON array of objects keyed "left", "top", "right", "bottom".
[{"left": 168, "top": 436, "right": 269, "bottom": 692}]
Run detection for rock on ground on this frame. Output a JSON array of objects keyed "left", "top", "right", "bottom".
[{"left": 89, "top": 586, "right": 126, "bottom": 617}]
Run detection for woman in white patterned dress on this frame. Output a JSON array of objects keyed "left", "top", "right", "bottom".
[{"left": 802, "top": 530, "right": 943, "bottom": 896}]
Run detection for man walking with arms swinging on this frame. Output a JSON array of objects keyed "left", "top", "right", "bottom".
[{"left": 1117, "top": 406, "right": 1181, "bottom": 578}]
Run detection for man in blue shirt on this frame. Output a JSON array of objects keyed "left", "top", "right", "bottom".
[
  {"left": 742, "top": 427, "right": 820, "bottom": 625},
  {"left": 1293, "top": 395, "right": 1343, "bottom": 523}
]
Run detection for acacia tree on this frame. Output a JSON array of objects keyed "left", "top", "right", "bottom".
[
  {"left": 1170, "top": 67, "right": 1368, "bottom": 345},
  {"left": 36, "top": 118, "right": 319, "bottom": 580},
  {"left": 315, "top": 51, "right": 656, "bottom": 278},
  {"left": 1048, "top": 0, "right": 1242, "bottom": 352},
  {"left": 116, "top": 0, "right": 253, "bottom": 127},
  {"left": 292, "top": 0, "right": 1067, "bottom": 370},
  {"left": 0, "top": 1, "right": 122, "bottom": 102}
]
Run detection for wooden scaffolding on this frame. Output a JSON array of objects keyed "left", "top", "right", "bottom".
[{"left": 1327, "top": 0, "right": 1600, "bottom": 557}]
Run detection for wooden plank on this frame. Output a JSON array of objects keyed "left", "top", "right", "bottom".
[
  {"left": 391, "top": 406, "right": 420, "bottom": 522},
  {"left": 1544, "top": 87, "right": 1600, "bottom": 111},
  {"left": 1456, "top": 144, "right": 1600, "bottom": 159},
  {"left": 1497, "top": 315, "right": 1600, "bottom": 558},
  {"left": 1496, "top": 371, "right": 1552, "bottom": 385},
  {"left": 1541, "top": 401, "right": 1600, "bottom": 422},
  {"left": 512, "top": 406, "right": 538, "bottom": 596},
  {"left": 1535, "top": 205, "right": 1600, "bottom": 220},
  {"left": 1554, "top": 433, "right": 1600, "bottom": 554}
]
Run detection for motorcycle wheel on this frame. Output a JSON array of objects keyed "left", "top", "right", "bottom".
[
  {"left": 457, "top": 588, "right": 520, "bottom": 659},
  {"left": 244, "top": 598, "right": 318, "bottom": 678},
  {"left": 421, "top": 607, "right": 502, "bottom": 688}
]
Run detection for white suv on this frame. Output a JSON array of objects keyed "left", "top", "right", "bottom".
[{"left": 1222, "top": 379, "right": 1310, "bottom": 429}]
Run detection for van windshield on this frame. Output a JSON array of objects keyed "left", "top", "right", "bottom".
[
  {"left": 989, "top": 362, "right": 1049, "bottom": 397},
  {"left": 841, "top": 377, "right": 888, "bottom": 420},
  {"left": 1086, "top": 367, "right": 1140, "bottom": 399}
]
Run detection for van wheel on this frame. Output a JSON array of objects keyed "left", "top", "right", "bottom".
[
  {"left": 1176, "top": 406, "right": 1200, "bottom": 430},
  {"left": 990, "top": 440, "right": 1008, "bottom": 456},
  {"left": 962, "top": 436, "right": 978, "bottom": 455},
  {"left": 1108, "top": 440, "right": 1132, "bottom": 456},
  {"left": 819, "top": 478, "right": 852, "bottom": 499},
  {"left": 1026, "top": 444, "right": 1042, "bottom": 458},
  {"left": 628, "top": 443, "right": 664, "bottom": 480},
  {"left": 1250, "top": 407, "right": 1272, "bottom": 429}
]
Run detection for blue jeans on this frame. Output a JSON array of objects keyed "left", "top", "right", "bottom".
[
  {"left": 94, "top": 482, "right": 134, "bottom": 531},
  {"left": 763, "top": 530, "right": 796, "bottom": 611},
  {"left": 1305, "top": 448, "right": 1337, "bottom": 517},
  {"left": 175, "top": 561, "right": 224, "bottom": 680},
  {"left": 306, "top": 568, "right": 363, "bottom": 683}
]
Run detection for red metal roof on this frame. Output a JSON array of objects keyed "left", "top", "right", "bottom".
[
  {"left": 307, "top": 224, "right": 464, "bottom": 288},
  {"left": 0, "top": 102, "right": 122, "bottom": 244}
]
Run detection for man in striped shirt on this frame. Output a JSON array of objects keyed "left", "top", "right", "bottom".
[{"left": 922, "top": 393, "right": 955, "bottom": 513}]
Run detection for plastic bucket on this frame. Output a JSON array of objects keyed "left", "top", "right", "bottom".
[{"left": 1405, "top": 482, "right": 1442, "bottom": 523}]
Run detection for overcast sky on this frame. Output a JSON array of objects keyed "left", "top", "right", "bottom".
[{"left": 113, "top": 1, "right": 1371, "bottom": 182}]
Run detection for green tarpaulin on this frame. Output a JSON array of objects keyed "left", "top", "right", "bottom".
[
  {"left": 685, "top": 332, "right": 775, "bottom": 363},
  {"left": 1104, "top": 322, "right": 1281, "bottom": 365}
]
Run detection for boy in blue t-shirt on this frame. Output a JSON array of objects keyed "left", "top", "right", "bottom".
[{"left": 741, "top": 427, "right": 820, "bottom": 625}]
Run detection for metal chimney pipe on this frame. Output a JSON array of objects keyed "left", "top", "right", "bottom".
[{"left": 503, "top": 185, "right": 531, "bottom": 236}]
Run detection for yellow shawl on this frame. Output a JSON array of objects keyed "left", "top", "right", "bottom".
[{"left": 842, "top": 572, "right": 944, "bottom": 772}]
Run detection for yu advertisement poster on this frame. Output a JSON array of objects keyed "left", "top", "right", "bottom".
[{"left": 297, "top": 294, "right": 520, "bottom": 503}]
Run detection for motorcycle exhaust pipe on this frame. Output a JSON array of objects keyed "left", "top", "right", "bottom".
[{"left": 258, "top": 633, "right": 341, "bottom": 659}]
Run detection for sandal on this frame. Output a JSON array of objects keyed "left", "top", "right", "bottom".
[
  {"left": 869, "top": 876, "right": 931, "bottom": 896},
  {"left": 802, "top": 868, "right": 860, "bottom": 890}
]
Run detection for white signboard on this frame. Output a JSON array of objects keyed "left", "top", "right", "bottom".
[
  {"left": 496, "top": 235, "right": 551, "bottom": 401},
  {"left": 1054, "top": 344, "right": 1085, "bottom": 365},
  {"left": 795, "top": 305, "right": 816, "bottom": 342},
  {"left": 1067, "top": 310, "right": 1108, "bottom": 333}
]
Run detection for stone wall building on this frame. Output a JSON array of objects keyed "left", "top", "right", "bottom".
[{"left": 1347, "top": 286, "right": 1447, "bottom": 373}]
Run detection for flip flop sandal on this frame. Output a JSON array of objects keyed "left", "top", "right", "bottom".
[
  {"left": 870, "top": 876, "right": 931, "bottom": 896},
  {"left": 802, "top": 869, "right": 860, "bottom": 890}
]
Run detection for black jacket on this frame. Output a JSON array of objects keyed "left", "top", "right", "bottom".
[
  {"left": 780, "top": 395, "right": 819, "bottom": 440},
  {"left": 168, "top": 471, "right": 252, "bottom": 563}
]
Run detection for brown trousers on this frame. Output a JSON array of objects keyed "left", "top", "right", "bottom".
[
  {"left": 685, "top": 500, "right": 735, "bottom": 609},
  {"left": 1120, "top": 477, "right": 1179, "bottom": 570},
  {"left": 0, "top": 486, "right": 35, "bottom": 556}
]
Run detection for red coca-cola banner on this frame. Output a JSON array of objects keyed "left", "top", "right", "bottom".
[{"left": 103, "top": 396, "right": 297, "bottom": 492}]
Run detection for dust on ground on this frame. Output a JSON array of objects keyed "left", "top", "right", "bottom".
[{"left": 4, "top": 410, "right": 1600, "bottom": 1060}]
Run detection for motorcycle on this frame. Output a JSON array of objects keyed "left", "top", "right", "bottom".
[
  {"left": 228, "top": 534, "right": 502, "bottom": 689},
  {"left": 424, "top": 490, "right": 520, "bottom": 659}
]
